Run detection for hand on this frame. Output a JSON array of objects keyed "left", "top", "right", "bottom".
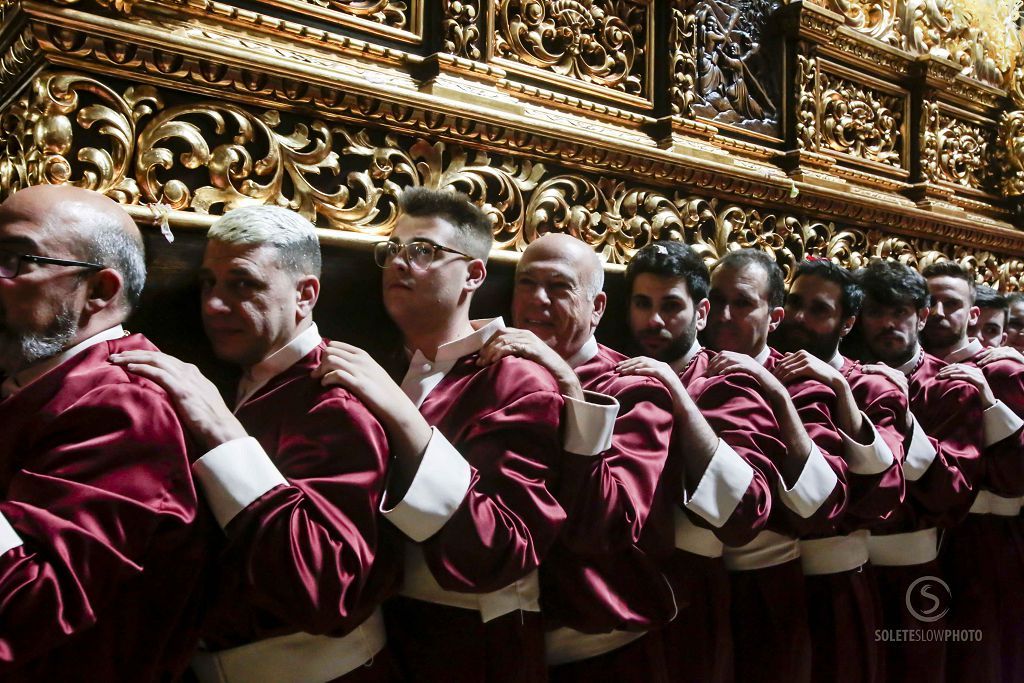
[
  {"left": 477, "top": 328, "right": 583, "bottom": 400},
  {"left": 976, "top": 346, "right": 1024, "bottom": 367},
  {"left": 773, "top": 350, "right": 845, "bottom": 391},
  {"left": 937, "top": 363, "right": 996, "bottom": 408},
  {"left": 312, "top": 341, "right": 413, "bottom": 420},
  {"left": 616, "top": 356, "right": 689, "bottom": 410},
  {"left": 109, "top": 350, "right": 247, "bottom": 449},
  {"left": 706, "top": 350, "right": 774, "bottom": 389},
  {"left": 859, "top": 363, "right": 909, "bottom": 398}
]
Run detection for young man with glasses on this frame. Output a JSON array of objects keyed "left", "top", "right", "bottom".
[
  {"left": 0, "top": 185, "right": 213, "bottom": 681},
  {"left": 316, "top": 187, "right": 566, "bottom": 682},
  {"left": 113, "top": 205, "right": 402, "bottom": 683}
]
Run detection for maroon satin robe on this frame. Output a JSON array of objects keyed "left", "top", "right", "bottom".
[
  {"left": 199, "top": 341, "right": 401, "bottom": 681},
  {"left": 0, "top": 333, "right": 214, "bottom": 682},
  {"left": 939, "top": 348, "right": 1024, "bottom": 683},
  {"left": 870, "top": 352, "right": 984, "bottom": 683},
  {"left": 385, "top": 354, "right": 564, "bottom": 683},
  {"left": 543, "top": 343, "right": 675, "bottom": 681}
]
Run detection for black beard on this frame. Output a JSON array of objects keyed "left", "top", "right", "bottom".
[
  {"left": 921, "top": 319, "right": 962, "bottom": 355},
  {"left": 771, "top": 319, "right": 842, "bottom": 361},
  {"left": 632, "top": 321, "right": 697, "bottom": 365}
]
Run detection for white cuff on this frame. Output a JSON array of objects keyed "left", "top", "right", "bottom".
[
  {"left": 982, "top": 399, "right": 1024, "bottom": 448},
  {"left": 841, "top": 416, "right": 895, "bottom": 475},
  {"left": 382, "top": 427, "right": 472, "bottom": 542},
  {"left": 777, "top": 444, "right": 839, "bottom": 519},
  {"left": 562, "top": 391, "right": 619, "bottom": 456},
  {"left": 683, "top": 439, "right": 755, "bottom": 528},
  {"left": 903, "top": 414, "right": 937, "bottom": 482},
  {"left": 193, "top": 437, "right": 289, "bottom": 529},
  {"left": 0, "top": 511, "right": 23, "bottom": 555}
]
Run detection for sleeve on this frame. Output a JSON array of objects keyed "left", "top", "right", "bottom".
[
  {"left": 977, "top": 364, "right": 1024, "bottom": 497},
  {"left": 0, "top": 383, "right": 200, "bottom": 670},
  {"left": 840, "top": 383, "right": 907, "bottom": 526},
  {"left": 556, "top": 379, "right": 674, "bottom": 553},
  {"left": 905, "top": 381, "right": 984, "bottom": 527},
  {"left": 208, "top": 392, "right": 393, "bottom": 636},
  {"left": 383, "top": 380, "right": 566, "bottom": 594},
  {"left": 683, "top": 375, "right": 773, "bottom": 547},
  {"left": 774, "top": 379, "right": 849, "bottom": 536}
]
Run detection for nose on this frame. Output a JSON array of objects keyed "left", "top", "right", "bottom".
[
  {"left": 932, "top": 301, "right": 944, "bottom": 318},
  {"left": 202, "top": 291, "right": 231, "bottom": 316},
  {"left": 647, "top": 311, "right": 664, "bottom": 330}
]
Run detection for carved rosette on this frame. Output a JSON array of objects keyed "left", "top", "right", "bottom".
[
  {"left": 823, "top": 0, "right": 897, "bottom": 40},
  {"left": 819, "top": 72, "right": 903, "bottom": 167},
  {"left": 493, "top": 0, "right": 647, "bottom": 96},
  {"left": 330, "top": 0, "right": 410, "bottom": 30},
  {"left": 443, "top": 0, "right": 483, "bottom": 59},
  {"left": 920, "top": 102, "right": 992, "bottom": 190}
]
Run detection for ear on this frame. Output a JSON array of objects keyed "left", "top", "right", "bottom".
[
  {"left": 83, "top": 268, "right": 124, "bottom": 315},
  {"left": 296, "top": 275, "right": 320, "bottom": 319},
  {"left": 917, "top": 307, "right": 929, "bottom": 332},
  {"left": 464, "top": 258, "right": 487, "bottom": 293},
  {"left": 591, "top": 291, "right": 607, "bottom": 328},
  {"left": 694, "top": 297, "right": 710, "bottom": 332},
  {"left": 838, "top": 314, "right": 856, "bottom": 339},
  {"left": 998, "top": 332, "right": 1009, "bottom": 347},
  {"left": 767, "top": 306, "right": 785, "bottom": 333},
  {"left": 967, "top": 305, "right": 980, "bottom": 328}
]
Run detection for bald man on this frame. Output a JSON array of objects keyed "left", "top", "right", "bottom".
[
  {"left": 0, "top": 185, "right": 213, "bottom": 681},
  {"left": 480, "top": 234, "right": 676, "bottom": 681}
]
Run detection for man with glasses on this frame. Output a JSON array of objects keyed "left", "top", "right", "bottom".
[
  {"left": 113, "top": 205, "right": 401, "bottom": 682},
  {"left": 0, "top": 185, "right": 213, "bottom": 680},
  {"left": 316, "top": 187, "right": 566, "bottom": 682}
]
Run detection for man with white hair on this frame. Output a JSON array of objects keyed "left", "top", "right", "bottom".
[
  {"left": 478, "top": 233, "right": 676, "bottom": 680},
  {"left": 113, "top": 205, "right": 400, "bottom": 682},
  {"left": 0, "top": 185, "right": 212, "bottom": 681}
]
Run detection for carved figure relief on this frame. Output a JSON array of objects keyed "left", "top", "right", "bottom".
[{"left": 689, "top": 0, "right": 780, "bottom": 135}]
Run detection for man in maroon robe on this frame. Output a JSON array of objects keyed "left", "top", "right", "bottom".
[
  {"left": 474, "top": 233, "right": 676, "bottom": 681},
  {"left": 771, "top": 259, "right": 908, "bottom": 683},
  {"left": 0, "top": 185, "right": 212, "bottom": 681},
  {"left": 316, "top": 188, "right": 565, "bottom": 682},
  {"left": 969, "top": 284, "right": 1009, "bottom": 349},
  {"left": 854, "top": 259, "right": 986, "bottom": 683},
  {"left": 617, "top": 240, "right": 779, "bottom": 683},
  {"left": 699, "top": 248, "right": 860, "bottom": 683},
  {"left": 113, "top": 206, "right": 400, "bottom": 682},
  {"left": 920, "top": 261, "right": 1024, "bottom": 683}
]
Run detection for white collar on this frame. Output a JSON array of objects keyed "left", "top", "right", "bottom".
[
  {"left": 1, "top": 325, "right": 126, "bottom": 399},
  {"left": 670, "top": 339, "right": 703, "bottom": 374},
  {"left": 408, "top": 317, "right": 504, "bottom": 365},
  {"left": 944, "top": 338, "right": 983, "bottom": 364},
  {"left": 827, "top": 350, "right": 846, "bottom": 370},
  {"left": 237, "top": 322, "right": 321, "bottom": 406},
  {"left": 895, "top": 346, "right": 924, "bottom": 376},
  {"left": 754, "top": 345, "right": 772, "bottom": 366},
  {"left": 566, "top": 335, "right": 600, "bottom": 369}
]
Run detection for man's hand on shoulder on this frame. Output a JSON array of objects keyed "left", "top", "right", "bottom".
[
  {"left": 109, "top": 350, "right": 247, "bottom": 449},
  {"left": 773, "top": 350, "right": 846, "bottom": 392},
  {"left": 616, "top": 356, "right": 689, "bottom": 412},
  {"left": 477, "top": 327, "right": 582, "bottom": 400},
  {"left": 976, "top": 346, "right": 1024, "bottom": 367}
]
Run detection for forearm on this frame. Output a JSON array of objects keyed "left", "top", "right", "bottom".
[
  {"left": 379, "top": 404, "right": 433, "bottom": 501},
  {"left": 764, "top": 385, "right": 813, "bottom": 485},
  {"left": 832, "top": 381, "right": 869, "bottom": 443},
  {"left": 675, "top": 400, "right": 724, "bottom": 494}
]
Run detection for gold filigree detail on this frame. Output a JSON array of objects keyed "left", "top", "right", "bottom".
[
  {"left": 819, "top": 73, "right": 903, "bottom": 166},
  {"left": 824, "top": 0, "right": 896, "bottom": 39},
  {"left": 493, "top": 0, "right": 646, "bottom": 96},
  {"left": 796, "top": 50, "right": 819, "bottom": 152},
  {"left": 443, "top": 0, "right": 482, "bottom": 59},
  {"left": 920, "top": 101, "right": 990, "bottom": 189},
  {"left": 323, "top": 0, "right": 409, "bottom": 29},
  {"left": 669, "top": 0, "right": 699, "bottom": 117},
  {"left": 995, "top": 110, "right": 1024, "bottom": 197}
]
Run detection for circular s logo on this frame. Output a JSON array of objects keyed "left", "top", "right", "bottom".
[{"left": 905, "top": 575, "right": 951, "bottom": 623}]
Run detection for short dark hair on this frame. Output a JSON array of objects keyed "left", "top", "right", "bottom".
[
  {"left": 921, "top": 261, "right": 977, "bottom": 303},
  {"left": 625, "top": 240, "right": 709, "bottom": 301},
  {"left": 714, "top": 248, "right": 785, "bottom": 308},
  {"left": 856, "top": 259, "right": 929, "bottom": 309},
  {"left": 974, "top": 284, "right": 1006, "bottom": 312},
  {"left": 1008, "top": 292, "right": 1024, "bottom": 308},
  {"left": 399, "top": 187, "right": 493, "bottom": 261},
  {"left": 793, "top": 259, "right": 864, "bottom": 318}
]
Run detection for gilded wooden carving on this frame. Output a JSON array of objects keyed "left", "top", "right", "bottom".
[
  {"left": 920, "top": 101, "right": 992, "bottom": 190},
  {"left": 819, "top": 71, "right": 903, "bottom": 167},
  {"left": 444, "top": 0, "right": 483, "bottom": 58}
]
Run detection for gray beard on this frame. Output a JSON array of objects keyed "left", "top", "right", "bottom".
[{"left": 0, "top": 305, "right": 79, "bottom": 376}]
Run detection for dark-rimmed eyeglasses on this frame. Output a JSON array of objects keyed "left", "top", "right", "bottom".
[
  {"left": 373, "top": 239, "right": 472, "bottom": 271},
  {"left": 0, "top": 250, "right": 105, "bottom": 279}
]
